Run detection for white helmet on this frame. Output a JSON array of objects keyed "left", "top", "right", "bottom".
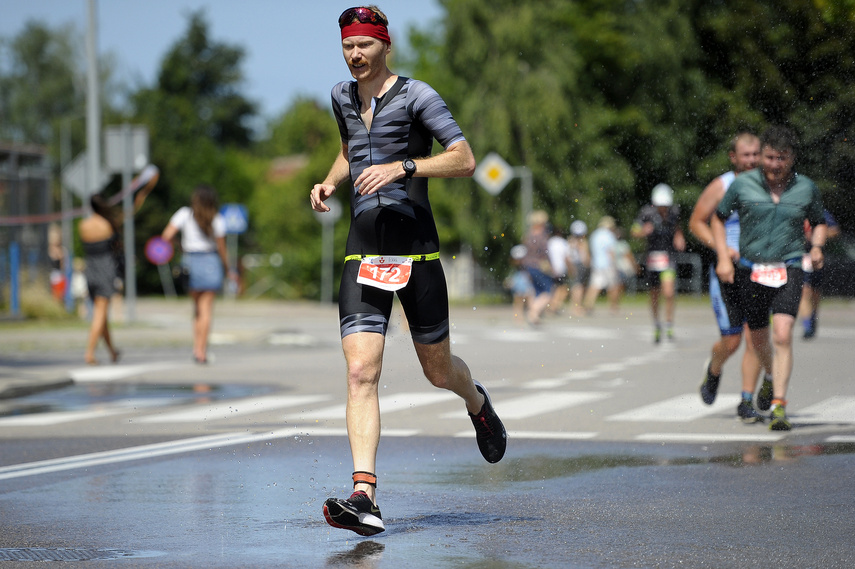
[
  {"left": 651, "top": 183, "right": 674, "bottom": 207},
  {"left": 570, "top": 220, "right": 588, "bottom": 236}
]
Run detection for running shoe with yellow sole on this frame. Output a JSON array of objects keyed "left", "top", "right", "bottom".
[{"left": 768, "top": 405, "right": 792, "bottom": 431}]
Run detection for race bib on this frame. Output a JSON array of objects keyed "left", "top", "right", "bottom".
[
  {"left": 750, "top": 262, "right": 788, "bottom": 288},
  {"left": 646, "top": 251, "right": 671, "bottom": 272},
  {"left": 356, "top": 256, "right": 413, "bottom": 291}
]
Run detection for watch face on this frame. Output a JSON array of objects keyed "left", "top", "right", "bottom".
[{"left": 404, "top": 159, "right": 416, "bottom": 176}]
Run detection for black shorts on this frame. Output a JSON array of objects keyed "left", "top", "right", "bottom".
[
  {"left": 803, "top": 267, "right": 824, "bottom": 288},
  {"left": 736, "top": 265, "right": 803, "bottom": 330},
  {"left": 709, "top": 266, "right": 745, "bottom": 336},
  {"left": 338, "top": 258, "right": 450, "bottom": 345},
  {"left": 642, "top": 267, "right": 676, "bottom": 288}
]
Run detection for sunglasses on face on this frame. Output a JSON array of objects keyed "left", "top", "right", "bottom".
[{"left": 338, "top": 7, "right": 387, "bottom": 28}]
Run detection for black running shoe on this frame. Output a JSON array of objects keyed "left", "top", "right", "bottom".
[
  {"left": 323, "top": 491, "right": 385, "bottom": 536},
  {"left": 737, "top": 400, "right": 764, "bottom": 424},
  {"left": 469, "top": 381, "right": 507, "bottom": 463},
  {"left": 699, "top": 359, "right": 721, "bottom": 405},
  {"left": 756, "top": 374, "right": 773, "bottom": 411}
]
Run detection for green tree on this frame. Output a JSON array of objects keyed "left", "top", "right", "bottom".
[
  {"left": 406, "top": 0, "right": 709, "bottom": 274},
  {"left": 0, "top": 21, "right": 82, "bottom": 148},
  {"left": 691, "top": 0, "right": 855, "bottom": 231},
  {"left": 0, "top": 21, "right": 122, "bottom": 168},
  {"left": 249, "top": 99, "right": 344, "bottom": 299}
]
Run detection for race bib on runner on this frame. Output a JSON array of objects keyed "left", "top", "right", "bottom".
[
  {"left": 356, "top": 256, "right": 413, "bottom": 291},
  {"left": 750, "top": 262, "right": 788, "bottom": 288},
  {"left": 646, "top": 251, "right": 671, "bottom": 272}
]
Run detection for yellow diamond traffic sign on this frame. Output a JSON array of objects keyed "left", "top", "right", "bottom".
[{"left": 474, "top": 152, "right": 514, "bottom": 195}]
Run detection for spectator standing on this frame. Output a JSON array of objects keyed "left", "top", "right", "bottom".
[
  {"left": 506, "top": 244, "right": 534, "bottom": 325},
  {"left": 161, "top": 185, "right": 236, "bottom": 364},
  {"left": 519, "top": 210, "right": 554, "bottom": 325},
  {"left": 78, "top": 180, "right": 155, "bottom": 365},
  {"left": 583, "top": 216, "right": 619, "bottom": 313},
  {"left": 566, "top": 220, "right": 590, "bottom": 316},
  {"left": 547, "top": 226, "right": 573, "bottom": 314},
  {"left": 611, "top": 229, "right": 639, "bottom": 313}
]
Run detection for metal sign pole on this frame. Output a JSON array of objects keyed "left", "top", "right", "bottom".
[{"left": 122, "top": 124, "right": 136, "bottom": 322}]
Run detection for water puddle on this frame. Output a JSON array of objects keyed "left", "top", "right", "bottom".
[
  {"left": 445, "top": 442, "right": 855, "bottom": 485},
  {"left": 0, "top": 382, "right": 272, "bottom": 418},
  {"left": 0, "top": 548, "right": 165, "bottom": 561}
]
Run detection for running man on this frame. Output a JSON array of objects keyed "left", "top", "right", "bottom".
[
  {"left": 712, "top": 125, "right": 826, "bottom": 431},
  {"left": 631, "top": 184, "right": 686, "bottom": 342},
  {"left": 310, "top": 5, "right": 506, "bottom": 536},
  {"left": 688, "top": 132, "right": 773, "bottom": 423}
]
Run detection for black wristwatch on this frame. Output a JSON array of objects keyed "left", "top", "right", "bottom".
[{"left": 402, "top": 158, "right": 417, "bottom": 179}]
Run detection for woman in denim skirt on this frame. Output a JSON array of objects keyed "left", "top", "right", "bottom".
[{"left": 162, "top": 185, "right": 236, "bottom": 364}]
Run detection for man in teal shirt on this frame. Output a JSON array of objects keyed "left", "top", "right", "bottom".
[{"left": 712, "top": 125, "right": 826, "bottom": 431}]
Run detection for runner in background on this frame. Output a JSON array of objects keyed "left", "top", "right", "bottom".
[
  {"left": 712, "top": 125, "right": 826, "bottom": 431},
  {"left": 799, "top": 210, "right": 840, "bottom": 339},
  {"left": 689, "top": 132, "right": 772, "bottom": 423},
  {"left": 632, "top": 184, "right": 686, "bottom": 343}
]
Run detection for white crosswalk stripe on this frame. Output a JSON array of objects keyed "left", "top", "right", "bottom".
[
  {"left": 796, "top": 396, "right": 855, "bottom": 424},
  {"left": 68, "top": 363, "right": 179, "bottom": 383},
  {"left": 607, "top": 394, "right": 742, "bottom": 422},
  {"left": 442, "top": 391, "right": 610, "bottom": 420},
  {"left": 309, "top": 391, "right": 460, "bottom": 420},
  {"left": 636, "top": 433, "right": 785, "bottom": 443},
  {"left": 0, "top": 408, "right": 128, "bottom": 427},
  {"left": 5, "top": 387, "right": 855, "bottom": 441},
  {"left": 137, "top": 394, "right": 331, "bottom": 423}
]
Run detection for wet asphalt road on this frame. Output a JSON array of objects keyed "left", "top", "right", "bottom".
[{"left": 1, "top": 298, "right": 854, "bottom": 567}]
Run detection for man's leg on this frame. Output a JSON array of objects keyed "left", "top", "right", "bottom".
[
  {"left": 342, "top": 331, "right": 385, "bottom": 504},
  {"left": 770, "top": 313, "right": 795, "bottom": 400},
  {"left": 662, "top": 275, "right": 676, "bottom": 326},
  {"left": 710, "top": 333, "right": 741, "bottom": 377},
  {"left": 649, "top": 285, "right": 661, "bottom": 322},
  {"left": 413, "top": 336, "right": 483, "bottom": 413},
  {"left": 741, "top": 324, "right": 771, "bottom": 394},
  {"left": 747, "top": 326, "right": 774, "bottom": 389},
  {"left": 414, "top": 337, "right": 506, "bottom": 463}
]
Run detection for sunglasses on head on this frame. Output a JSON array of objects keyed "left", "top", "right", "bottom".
[{"left": 338, "top": 6, "right": 386, "bottom": 28}]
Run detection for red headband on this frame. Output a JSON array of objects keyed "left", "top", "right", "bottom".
[{"left": 341, "top": 22, "right": 391, "bottom": 45}]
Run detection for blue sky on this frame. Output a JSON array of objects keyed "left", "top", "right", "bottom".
[{"left": 0, "top": 0, "right": 443, "bottom": 119}]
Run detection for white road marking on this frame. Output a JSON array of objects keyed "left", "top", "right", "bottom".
[
  {"left": 310, "top": 391, "right": 459, "bottom": 420},
  {"left": 442, "top": 391, "right": 610, "bottom": 420},
  {"left": 0, "top": 430, "right": 294, "bottom": 481},
  {"left": 68, "top": 363, "right": 179, "bottom": 383},
  {"left": 137, "top": 394, "right": 332, "bottom": 423},
  {"left": 607, "top": 394, "right": 741, "bottom": 422},
  {"left": 0, "top": 408, "right": 128, "bottom": 427},
  {"left": 505, "top": 430, "right": 598, "bottom": 440},
  {"left": 796, "top": 397, "right": 855, "bottom": 424},
  {"left": 636, "top": 433, "right": 785, "bottom": 443},
  {"left": 826, "top": 435, "right": 855, "bottom": 443}
]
